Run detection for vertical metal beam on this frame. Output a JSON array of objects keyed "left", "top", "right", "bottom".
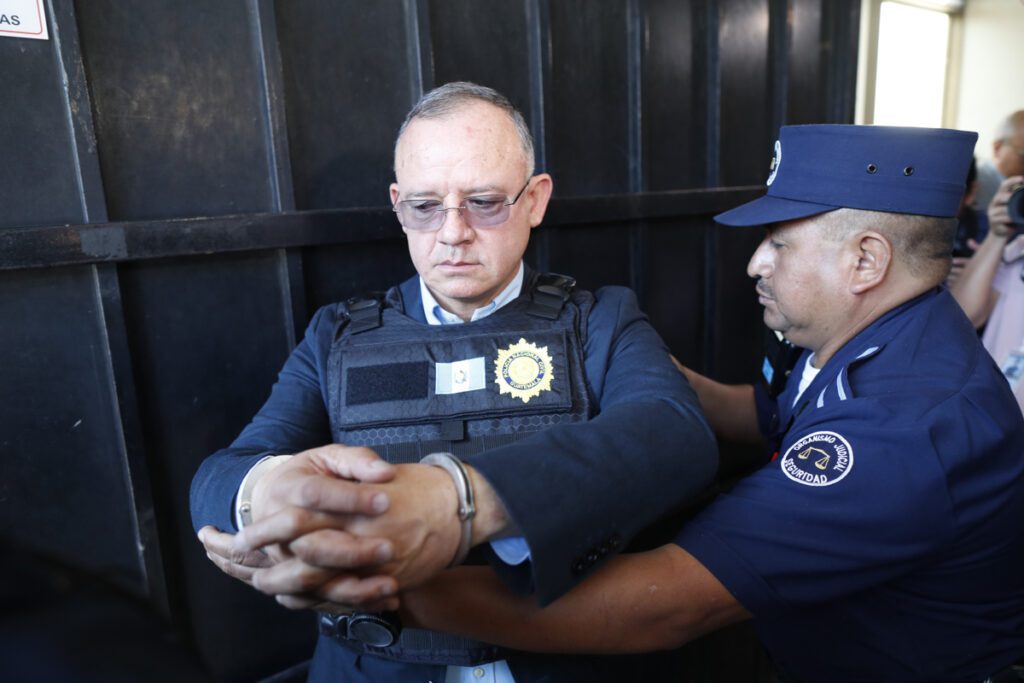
[
  {"left": 278, "top": 248, "right": 307, "bottom": 344},
  {"left": 942, "top": 4, "right": 964, "bottom": 129},
  {"left": 49, "top": 0, "right": 106, "bottom": 224},
  {"left": 769, "top": 0, "right": 790, "bottom": 131},
  {"left": 702, "top": 225, "right": 721, "bottom": 376},
  {"left": 49, "top": 0, "right": 170, "bottom": 614},
  {"left": 855, "top": 0, "right": 880, "bottom": 124},
  {"left": 249, "top": 0, "right": 296, "bottom": 214},
  {"left": 626, "top": 0, "right": 644, "bottom": 194},
  {"left": 703, "top": 0, "right": 721, "bottom": 375},
  {"left": 824, "top": 0, "right": 862, "bottom": 123},
  {"left": 704, "top": 0, "right": 721, "bottom": 189},
  {"left": 249, "top": 0, "right": 306, "bottom": 345},
  {"left": 626, "top": 0, "right": 646, "bottom": 301},
  {"left": 405, "top": 0, "right": 434, "bottom": 99},
  {"left": 525, "top": 0, "right": 550, "bottom": 174},
  {"left": 93, "top": 263, "right": 172, "bottom": 618},
  {"left": 526, "top": 0, "right": 552, "bottom": 272}
]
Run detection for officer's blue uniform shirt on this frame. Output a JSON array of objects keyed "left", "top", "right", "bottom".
[{"left": 676, "top": 287, "right": 1024, "bottom": 682}]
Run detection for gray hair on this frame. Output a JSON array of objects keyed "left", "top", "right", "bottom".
[
  {"left": 394, "top": 81, "right": 535, "bottom": 178},
  {"left": 994, "top": 110, "right": 1024, "bottom": 142}
]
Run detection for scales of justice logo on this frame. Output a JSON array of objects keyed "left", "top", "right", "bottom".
[
  {"left": 779, "top": 430, "right": 854, "bottom": 487},
  {"left": 495, "top": 338, "right": 554, "bottom": 404}
]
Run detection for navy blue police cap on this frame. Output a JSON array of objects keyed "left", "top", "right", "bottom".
[{"left": 715, "top": 124, "right": 978, "bottom": 226}]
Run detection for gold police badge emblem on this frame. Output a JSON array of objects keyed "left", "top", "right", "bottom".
[{"left": 495, "top": 338, "right": 553, "bottom": 404}]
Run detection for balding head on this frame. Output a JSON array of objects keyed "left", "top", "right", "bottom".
[
  {"left": 993, "top": 110, "right": 1024, "bottom": 178},
  {"left": 994, "top": 110, "right": 1024, "bottom": 142},
  {"left": 394, "top": 82, "right": 535, "bottom": 180}
]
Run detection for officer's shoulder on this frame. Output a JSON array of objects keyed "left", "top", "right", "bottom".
[{"left": 846, "top": 335, "right": 982, "bottom": 414}]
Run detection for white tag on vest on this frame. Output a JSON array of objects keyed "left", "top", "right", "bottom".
[{"left": 436, "top": 357, "right": 486, "bottom": 395}]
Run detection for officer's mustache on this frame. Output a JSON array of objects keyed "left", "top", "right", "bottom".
[{"left": 755, "top": 281, "right": 774, "bottom": 300}]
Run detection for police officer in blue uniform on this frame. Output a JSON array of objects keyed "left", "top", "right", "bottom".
[
  {"left": 191, "top": 82, "right": 717, "bottom": 682},
  {"left": 394, "top": 125, "right": 1024, "bottom": 683}
]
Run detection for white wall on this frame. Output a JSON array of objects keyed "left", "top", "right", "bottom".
[{"left": 953, "top": 0, "right": 1024, "bottom": 158}]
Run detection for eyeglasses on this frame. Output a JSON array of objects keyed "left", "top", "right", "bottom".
[{"left": 392, "top": 179, "right": 532, "bottom": 231}]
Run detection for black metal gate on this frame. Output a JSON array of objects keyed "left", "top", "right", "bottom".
[{"left": 0, "top": 1, "right": 859, "bottom": 679}]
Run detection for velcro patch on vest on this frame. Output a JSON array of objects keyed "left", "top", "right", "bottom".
[
  {"left": 336, "top": 330, "right": 574, "bottom": 429},
  {"left": 345, "top": 361, "right": 429, "bottom": 405}
]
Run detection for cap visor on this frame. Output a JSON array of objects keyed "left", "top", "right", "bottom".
[{"left": 714, "top": 195, "right": 840, "bottom": 227}]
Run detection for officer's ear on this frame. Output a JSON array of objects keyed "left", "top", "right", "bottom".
[{"left": 849, "top": 230, "right": 892, "bottom": 294}]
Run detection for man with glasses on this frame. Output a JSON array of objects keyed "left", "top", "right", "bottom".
[
  {"left": 191, "top": 82, "right": 717, "bottom": 682},
  {"left": 976, "top": 110, "right": 1024, "bottom": 210}
]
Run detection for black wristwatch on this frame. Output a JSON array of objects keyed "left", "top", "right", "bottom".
[{"left": 319, "top": 611, "right": 402, "bottom": 648}]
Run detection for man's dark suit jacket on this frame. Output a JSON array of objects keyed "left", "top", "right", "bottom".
[{"left": 190, "top": 268, "right": 718, "bottom": 682}]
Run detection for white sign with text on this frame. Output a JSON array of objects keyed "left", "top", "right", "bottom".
[{"left": 0, "top": 0, "right": 48, "bottom": 41}]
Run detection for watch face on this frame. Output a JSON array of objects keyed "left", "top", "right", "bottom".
[{"left": 349, "top": 615, "right": 398, "bottom": 648}]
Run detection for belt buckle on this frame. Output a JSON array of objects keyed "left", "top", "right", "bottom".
[{"left": 319, "top": 611, "right": 401, "bottom": 649}]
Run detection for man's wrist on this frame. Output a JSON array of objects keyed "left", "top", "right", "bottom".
[
  {"left": 420, "top": 452, "right": 475, "bottom": 567},
  {"left": 235, "top": 455, "right": 292, "bottom": 529}
]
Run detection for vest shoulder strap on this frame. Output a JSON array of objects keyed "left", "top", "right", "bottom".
[
  {"left": 343, "top": 291, "right": 386, "bottom": 334},
  {"left": 528, "top": 272, "right": 577, "bottom": 320}
]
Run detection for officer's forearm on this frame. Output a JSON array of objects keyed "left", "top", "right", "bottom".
[
  {"left": 950, "top": 231, "right": 1009, "bottom": 328},
  {"left": 678, "top": 365, "right": 761, "bottom": 444},
  {"left": 401, "top": 545, "right": 749, "bottom": 653}
]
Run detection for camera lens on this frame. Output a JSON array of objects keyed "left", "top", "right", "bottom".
[{"left": 1009, "top": 185, "right": 1024, "bottom": 227}]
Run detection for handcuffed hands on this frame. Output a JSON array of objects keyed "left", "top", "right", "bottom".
[
  {"left": 198, "top": 524, "right": 392, "bottom": 612},
  {"left": 198, "top": 444, "right": 464, "bottom": 611}
]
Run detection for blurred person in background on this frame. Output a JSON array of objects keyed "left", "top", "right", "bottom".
[
  {"left": 952, "top": 174, "right": 1024, "bottom": 414},
  {"left": 975, "top": 111, "right": 1024, "bottom": 210}
]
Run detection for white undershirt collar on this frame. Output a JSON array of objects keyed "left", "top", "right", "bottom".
[{"left": 793, "top": 354, "right": 821, "bottom": 406}]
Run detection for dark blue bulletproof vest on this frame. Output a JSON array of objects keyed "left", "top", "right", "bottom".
[{"left": 322, "top": 272, "right": 593, "bottom": 666}]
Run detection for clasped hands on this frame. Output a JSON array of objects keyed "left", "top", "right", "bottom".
[{"left": 199, "top": 444, "right": 465, "bottom": 613}]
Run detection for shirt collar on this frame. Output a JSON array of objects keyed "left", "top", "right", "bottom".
[
  {"left": 785, "top": 290, "right": 937, "bottom": 416},
  {"left": 420, "top": 262, "right": 525, "bottom": 325}
]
